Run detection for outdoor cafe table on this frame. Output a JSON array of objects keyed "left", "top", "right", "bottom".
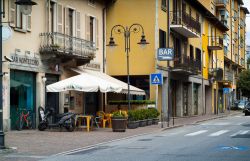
[{"left": 76, "top": 114, "right": 93, "bottom": 132}]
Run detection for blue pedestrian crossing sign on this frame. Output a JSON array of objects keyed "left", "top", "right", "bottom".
[
  {"left": 150, "top": 73, "right": 163, "bottom": 85},
  {"left": 223, "top": 88, "right": 230, "bottom": 94}
]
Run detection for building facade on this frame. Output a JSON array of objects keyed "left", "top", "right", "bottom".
[
  {"left": 106, "top": 0, "right": 248, "bottom": 119},
  {"left": 3, "top": 0, "right": 105, "bottom": 131}
]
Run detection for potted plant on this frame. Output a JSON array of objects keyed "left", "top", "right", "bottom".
[
  {"left": 111, "top": 110, "right": 127, "bottom": 132},
  {"left": 127, "top": 110, "right": 140, "bottom": 129},
  {"left": 138, "top": 109, "right": 147, "bottom": 127},
  {"left": 148, "top": 108, "right": 160, "bottom": 124},
  {"left": 146, "top": 109, "right": 153, "bottom": 126}
]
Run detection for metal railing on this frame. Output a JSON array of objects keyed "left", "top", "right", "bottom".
[
  {"left": 235, "top": 54, "right": 239, "bottom": 64},
  {"left": 170, "top": 11, "right": 201, "bottom": 36},
  {"left": 240, "top": 19, "right": 245, "bottom": 28},
  {"left": 215, "top": 0, "right": 227, "bottom": 6},
  {"left": 208, "top": 36, "right": 223, "bottom": 49},
  {"left": 241, "top": 58, "right": 245, "bottom": 66},
  {"left": 224, "top": 71, "right": 233, "bottom": 82},
  {"left": 173, "top": 55, "right": 201, "bottom": 74},
  {"left": 39, "top": 32, "right": 96, "bottom": 58}
]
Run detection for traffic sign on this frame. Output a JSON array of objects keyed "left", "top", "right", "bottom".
[
  {"left": 150, "top": 73, "right": 163, "bottom": 85},
  {"left": 157, "top": 48, "right": 174, "bottom": 61},
  {"left": 223, "top": 88, "right": 230, "bottom": 94}
]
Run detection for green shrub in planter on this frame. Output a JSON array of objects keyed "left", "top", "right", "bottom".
[
  {"left": 148, "top": 108, "right": 160, "bottom": 124},
  {"left": 127, "top": 110, "right": 140, "bottom": 129},
  {"left": 112, "top": 111, "right": 127, "bottom": 132}
]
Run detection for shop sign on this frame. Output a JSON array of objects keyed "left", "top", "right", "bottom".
[
  {"left": 11, "top": 55, "right": 39, "bottom": 66},
  {"left": 157, "top": 48, "right": 174, "bottom": 61}
]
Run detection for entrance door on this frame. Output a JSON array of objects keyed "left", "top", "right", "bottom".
[
  {"left": 45, "top": 74, "right": 59, "bottom": 123},
  {"left": 84, "top": 92, "right": 99, "bottom": 115},
  {"left": 193, "top": 84, "right": 199, "bottom": 115},
  {"left": 183, "top": 83, "right": 188, "bottom": 116},
  {"left": 10, "top": 70, "right": 36, "bottom": 130}
]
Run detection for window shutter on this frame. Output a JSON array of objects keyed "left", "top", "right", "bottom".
[
  {"left": 95, "top": 18, "right": 99, "bottom": 47},
  {"left": 64, "top": 7, "right": 69, "bottom": 35},
  {"left": 9, "top": 0, "right": 16, "bottom": 27},
  {"left": 57, "top": 4, "right": 63, "bottom": 33},
  {"left": 27, "top": 14, "right": 31, "bottom": 31},
  {"left": 85, "top": 14, "right": 90, "bottom": 41},
  {"left": 76, "top": 11, "right": 81, "bottom": 38},
  {"left": 22, "top": 14, "right": 27, "bottom": 30}
]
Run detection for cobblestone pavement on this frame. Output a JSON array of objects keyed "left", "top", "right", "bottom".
[{"left": 0, "top": 110, "right": 242, "bottom": 161}]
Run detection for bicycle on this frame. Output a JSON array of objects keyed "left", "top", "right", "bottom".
[{"left": 16, "top": 109, "right": 32, "bottom": 130}]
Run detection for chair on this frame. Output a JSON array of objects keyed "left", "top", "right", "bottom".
[{"left": 96, "top": 111, "right": 109, "bottom": 128}]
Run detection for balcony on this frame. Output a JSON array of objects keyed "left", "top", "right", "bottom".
[
  {"left": 208, "top": 36, "right": 223, "bottom": 50},
  {"left": 224, "top": 71, "right": 233, "bottom": 82},
  {"left": 240, "top": 37, "right": 244, "bottom": 48},
  {"left": 171, "top": 55, "right": 201, "bottom": 75},
  {"left": 215, "top": 0, "right": 227, "bottom": 8},
  {"left": 170, "top": 11, "right": 201, "bottom": 38},
  {"left": 39, "top": 32, "right": 96, "bottom": 66},
  {"left": 240, "top": 19, "right": 244, "bottom": 29},
  {"left": 235, "top": 54, "right": 239, "bottom": 64},
  {"left": 241, "top": 58, "right": 245, "bottom": 67}
]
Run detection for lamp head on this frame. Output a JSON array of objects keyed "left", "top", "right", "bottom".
[
  {"left": 42, "top": 76, "right": 47, "bottom": 82},
  {"left": 137, "top": 34, "right": 149, "bottom": 49},
  {"left": 107, "top": 37, "right": 117, "bottom": 52},
  {"left": 15, "top": 0, "right": 37, "bottom": 15}
]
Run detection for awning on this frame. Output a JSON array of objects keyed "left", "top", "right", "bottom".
[
  {"left": 71, "top": 68, "right": 146, "bottom": 95},
  {"left": 46, "top": 72, "right": 122, "bottom": 93}
]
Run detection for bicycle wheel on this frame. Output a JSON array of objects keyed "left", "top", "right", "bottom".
[
  {"left": 26, "top": 115, "right": 33, "bottom": 129},
  {"left": 16, "top": 116, "right": 23, "bottom": 131}
]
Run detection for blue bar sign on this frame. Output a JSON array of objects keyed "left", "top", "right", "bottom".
[{"left": 157, "top": 48, "right": 174, "bottom": 61}]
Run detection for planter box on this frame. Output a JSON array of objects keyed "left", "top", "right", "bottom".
[
  {"left": 139, "top": 120, "right": 147, "bottom": 127},
  {"left": 127, "top": 121, "right": 139, "bottom": 129},
  {"left": 152, "top": 118, "right": 159, "bottom": 125},
  {"left": 147, "top": 119, "right": 153, "bottom": 126},
  {"left": 111, "top": 117, "right": 127, "bottom": 132}
]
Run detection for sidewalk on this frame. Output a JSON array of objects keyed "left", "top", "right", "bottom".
[{"left": 1, "top": 110, "right": 242, "bottom": 157}]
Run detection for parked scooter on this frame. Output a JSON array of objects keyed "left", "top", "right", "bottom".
[{"left": 38, "top": 106, "right": 76, "bottom": 132}]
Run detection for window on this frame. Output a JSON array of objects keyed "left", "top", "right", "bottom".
[
  {"left": 190, "top": 45, "right": 194, "bottom": 60},
  {"left": 161, "top": 0, "right": 167, "bottom": 11},
  {"left": 50, "top": 1, "right": 56, "bottom": 32},
  {"left": 196, "top": 48, "right": 201, "bottom": 71},
  {"left": 86, "top": 15, "right": 99, "bottom": 47},
  {"left": 159, "top": 29, "right": 166, "bottom": 48},
  {"left": 9, "top": 0, "right": 31, "bottom": 31}
]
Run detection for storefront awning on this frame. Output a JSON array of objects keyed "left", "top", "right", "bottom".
[
  {"left": 46, "top": 68, "right": 145, "bottom": 95},
  {"left": 71, "top": 68, "right": 146, "bottom": 95}
]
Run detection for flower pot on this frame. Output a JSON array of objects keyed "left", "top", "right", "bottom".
[
  {"left": 147, "top": 119, "right": 153, "bottom": 126},
  {"left": 111, "top": 117, "right": 127, "bottom": 132},
  {"left": 127, "top": 121, "right": 139, "bottom": 129},
  {"left": 139, "top": 120, "right": 147, "bottom": 127},
  {"left": 152, "top": 118, "right": 159, "bottom": 125}
]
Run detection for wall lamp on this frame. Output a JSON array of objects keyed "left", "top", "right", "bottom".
[
  {"left": 42, "top": 76, "right": 47, "bottom": 83},
  {"left": 0, "top": 72, "right": 8, "bottom": 77}
]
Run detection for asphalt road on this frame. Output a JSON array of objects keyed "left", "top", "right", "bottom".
[{"left": 41, "top": 114, "right": 250, "bottom": 161}]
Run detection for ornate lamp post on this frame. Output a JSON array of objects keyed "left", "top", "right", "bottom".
[
  {"left": 107, "top": 24, "right": 149, "bottom": 110},
  {"left": 0, "top": 0, "right": 36, "bottom": 149}
]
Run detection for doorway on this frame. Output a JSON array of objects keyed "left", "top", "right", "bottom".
[{"left": 84, "top": 92, "right": 99, "bottom": 115}]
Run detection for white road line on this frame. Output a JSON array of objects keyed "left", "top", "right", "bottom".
[
  {"left": 230, "top": 130, "right": 244, "bottom": 137},
  {"left": 201, "top": 122, "right": 230, "bottom": 126},
  {"left": 239, "top": 130, "right": 249, "bottom": 135},
  {"left": 185, "top": 130, "right": 208, "bottom": 136},
  {"left": 209, "top": 130, "right": 229, "bottom": 136}
]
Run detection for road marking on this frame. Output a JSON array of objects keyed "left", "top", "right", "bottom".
[
  {"left": 185, "top": 130, "right": 208, "bottom": 136},
  {"left": 209, "top": 130, "right": 229, "bottom": 136},
  {"left": 201, "top": 122, "right": 230, "bottom": 126},
  {"left": 230, "top": 130, "right": 249, "bottom": 137}
]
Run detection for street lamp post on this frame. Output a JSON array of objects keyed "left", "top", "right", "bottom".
[
  {"left": 107, "top": 24, "right": 149, "bottom": 111},
  {"left": 0, "top": 0, "right": 36, "bottom": 149}
]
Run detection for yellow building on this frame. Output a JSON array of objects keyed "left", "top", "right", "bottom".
[{"left": 106, "top": 0, "right": 248, "bottom": 118}]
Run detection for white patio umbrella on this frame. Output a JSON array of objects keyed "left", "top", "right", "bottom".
[{"left": 46, "top": 72, "right": 123, "bottom": 93}]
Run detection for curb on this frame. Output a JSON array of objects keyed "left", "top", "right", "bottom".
[{"left": 0, "top": 147, "right": 17, "bottom": 155}]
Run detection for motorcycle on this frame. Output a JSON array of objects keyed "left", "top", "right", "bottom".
[{"left": 38, "top": 106, "right": 76, "bottom": 132}]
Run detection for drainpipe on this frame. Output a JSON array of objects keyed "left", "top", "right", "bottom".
[{"left": 102, "top": 6, "right": 106, "bottom": 112}]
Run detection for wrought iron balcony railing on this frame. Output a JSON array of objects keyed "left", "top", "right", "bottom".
[
  {"left": 39, "top": 32, "right": 96, "bottom": 59},
  {"left": 215, "top": 0, "right": 227, "bottom": 8},
  {"left": 224, "top": 71, "right": 233, "bottom": 82},
  {"left": 170, "top": 11, "right": 201, "bottom": 37},
  {"left": 173, "top": 55, "right": 201, "bottom": 74},
  {"left": 208, "top": 36, "right": 223, "bottom": 50}
]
